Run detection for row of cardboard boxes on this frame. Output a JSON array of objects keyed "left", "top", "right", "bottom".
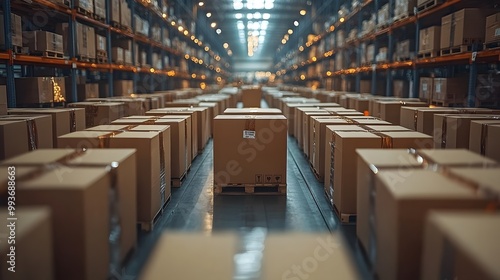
[
  {"left": 0, "top": 89, "right": 244, "bottom": 279},
  {"left": 264, "top": 87, "right": 500, "bottom": 280}
]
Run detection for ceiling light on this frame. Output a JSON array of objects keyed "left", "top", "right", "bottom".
[
  {"left": 254, "top": 12, "right": 261, "bottom": 19},
  {"left": 288, "top": 29, "right": 293, "bottom": 34},
  {"left": 194, "top": 39, "right": 199, "bottom": 43},
  {"left": 216, "top": 28, "right": 222, "bottom": 34},
  {"left": 294, "top": 20, "right": 299, "bottom": 26},
  {"left": 300, "top": 10, "right": 306, "bottom": 16},
  {"left": 281, "top": 39, "right": 286, "bottom": 44},
  {"left": 237, "top": 21, "right": 244, "bottom": 29},
  {"left": 263, "top": 13, "right": 270, "bottom": 20},
  {"left": 235, "top": 13, "right": 242, "bottom": 19},
  {"left": 210, "top": 22, "right": 217, "bottom": 28},
  {"left": 178, "top": 26, "right": 184, "bottom": 31},
  {"left": 198, "top": 2, "right": 204, "bottom": 6},
  {"left": 204, "top": 46, "right": 209, "bottom": 51},
  {"left": 233, "top": 1, "right": 243, "bottom": 9},
  {"left": 247, "top": 13, "right": 253, "bottom": 19},
  {"left": 340, "top": 17, "right": 345, "bottom": 23},
  {"left": 223, "top": 43, "right": 229, "bottom": 49},
  {"left": 190, "top": 35, "right": 195, "bottom": 40},
  {"left": 206, "top": 12, "right": 211, "bottom": 18},
  {"left": 183, "top": 30, "right": 189, "bottom": 36}
]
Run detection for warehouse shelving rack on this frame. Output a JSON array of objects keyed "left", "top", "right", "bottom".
[
  {"left": 275, "top": 0, "right": 500, "bottom": 107},
  {"left": 0, "top": 0, "right": 229, "bottom": 107}
]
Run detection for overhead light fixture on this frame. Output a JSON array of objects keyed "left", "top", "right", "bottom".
[
  {"left": 183, "top": 30, "right": 189, "bottom": 36},
  {"left": 190, "top": 35, "right": 195, "bottom": 40},
  {"left": 223, "top": 43, "right": 229, "bottom": 49},
  {"left": 194, "top": 39, "right": 199, "bottom": 43},
  {"left": 233, "top": 0, "right": 243, "bottom": 9},
  {"left": 235, "top": 13, "right": 242, "bottom": 19},
  {"left": 288, "top": 29, "right": 293, "bottom": 34},
  {"left": 210, "top": 22, "right": 217, "bottom": 28},
  {"left": 216, "top": 28, "right": 222, "bottom": 34},
  {"left": 281, "top": 39, "right": 286, "bottom": 44},
  {"left": 198, "top": 2, "right": 204, "bottom": 6},
  {"left": 178, "top": 26, "right": 184, "bottom": 31},
  {"left": 300, "top": 9, "right": 306, "bottom": 16},
  {"left": 204, "top": 46, "right": 209, "bottom": 51},
  {"left": 247, "top": 13, "right": 253, "bottom": 19},
  {"left": 263, "top": 13, "right": 270, "bottom": 19},
  {"left": 294, "top": 20, "right": 299, "bottom": 26},
  {"left": 206, "top": 12, "right": 212, "bottom": 18},
  {"left": 340, "top": 17, "right": 345, "bottom": 23}
]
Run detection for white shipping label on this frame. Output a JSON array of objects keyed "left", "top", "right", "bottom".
[
  {"left": 243, "top": 130, "right": 256, "bottom": 139},
  {"left": 423, "top": 84, "right": 428, "bottom": 91},
  {"left": 435, "top": 83, "right": 441, "bottom": 93},
  {"left": 495, "top": 28, "right": 500, "bottom": 37}
]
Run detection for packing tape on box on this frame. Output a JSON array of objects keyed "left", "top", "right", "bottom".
[
  {"left": 440, "top": 115, "right": 500, "bottom": 149},
  {"left": 5, "top": 152, "right": 122, "bottom": 279}
]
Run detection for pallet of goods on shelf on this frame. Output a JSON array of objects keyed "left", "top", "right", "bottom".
[
  {"left": 74, "top": 0, "right": 93, "bottom": 17},
  {"left": 375, "top": 47, "right": 388, "bottom": 63},
  {"left": 431, "top": 77, "right": 469, "bottom": 107},
  {"left": 394, "top": 39, "right": 415, "bottom": 61},
  {"left": 56, "top": 22, "right": 96, "bottom": 62},
  {"left": 23, "top": 30, "right": 64, "bottom": 59},
  {"left": 484, "top": 12, "right": 500, "bottom": 49},
  {"left": 109, "top": 0, "right": 121, "bottom": 27},
  {"left": 417, "top": 0, "right": 443, "bottom": 13},
  {"left": 418, "top": 26, "right": 441, "bottom": 58},
  {"left": 376, "top": 3, "right": 390, "bottom": 29},
  {"left": 0, "top": 12, "right": 23, "bottom": 52},
  {"left": 95, "top": 34, "right": 107, "bottom": 63},
  {"left": 440, "top": 8, "right": 488, "bottom": 56},
  {"left": 112, "top": 46, "right": 124, "bottom": 64},
  {"left": 64, "top": 77, "right": 99, "bottom": 102},
  {"left": 475, "top": 73, "right": 500, "bottom": 108},
  {"left": 14, "top": 77, "right": 66, "bottom": 105},
  {"left": 393, "top": 0, "right": 417, "bottom": 22},
  {"left": 120, "top": 0, "right": 132, "bottom": 31},
  {"left": 93, "top": 0, "right": 106, "bottom": 22}
]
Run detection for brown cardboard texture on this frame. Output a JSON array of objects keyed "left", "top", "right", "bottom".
[{"left": 469, "top": 120, "right": 500, "bottom": 159}]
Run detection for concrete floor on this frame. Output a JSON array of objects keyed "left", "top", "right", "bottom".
[{"left": 123, "top": 101, "right": 371, "bottom": 279}]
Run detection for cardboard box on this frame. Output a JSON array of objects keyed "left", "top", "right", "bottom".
[
  {"left": 441, "top": 9, "right": 487, "bottom": 49},
  {"left": 14, "top": 77, "right": 55, "bottom": 104},
  {"left": 0, "top": 85, "right": 7, "bottom": 115},
  {"left": 356, "top": 149, "right": 422, "bottom": 262},
  {"left": 93, "top": 0, "right": 106, "bottom": 20},
  {"left": 419, "top": 77, "right": 433, "bottom": 100},
  {"left": 8, "top": 108, "right": 86, "bottom": 145},
  {"left": 377, "top": 100, "right": 428, "bottom": 124},
  {"left": 74, "top": 0, "right": 93, "bottom": 13},
  {"left": 422, "top": 211, "right": 500, "bottom": 280},
  {"left": 146, "top": 109, "right": 196, "bottom": 160},
  {"left": 120, "top": 0, "right": 131, "bottom": 28},
  {"left": 2, "top": 148, "right": 137, "bottom": 262},
  {"left": 3, "top": 165, "right": 111, "bottom": 280},
  {"left": 96, "top": 34, "right": 106, "bottom": 53},
  {"left": 68, "top": 102, "right": 125, "bottom": 128},
  {"left": 0, "top": 13, "right": 22, "bottom": 48},
  {"left": 302, "top": 111, "right": 331, "bottom": 154},
  {"left": 113, "top": 80, "right": 133, "bottom": 96},
  {"left": 112, "top": 47, "right": 124, "bottom": 64},
  {"left": 393, "top": 80, "right": 409, "bottom": 98},
  {"left": 110, "top": 0, "right": 120, "bottom": 23},
  {"left": 364, "top": 125, "right": 411, "bottom": 132},
  {"left": 241, "top": 86, "right": 262, "bottom": 107},
  {"left": 77, "top": 83, "right": 99, "bottom": 101},
  {"left": 469, "top": 121, "right": 500, "bottom": 161},
  {"left": 88, "top": 98, "right": 143, "bottom": 116},
  {"left": 419, "top": 26, "right": 441, "bottom": 53},
  {"left": 23, "top": 31, "right": 63, "bottom": 54},
  {"left": 223, "top": 108, "right": 282, "bottom": 115},
  {"left": 395, "top": 39, "right": 415, "bottom": 60},
  {"left": 485, "top": 12, "right": 500, "bottom": 43},
  {"left": 400, "top": 107, "right": 458, "bottom": 135},
  {"left": 332, "top": 131, "right": 432, "bottom": 221},
  {"left": 374, "top": 170, "right": 492, "bottom": 280},
  {"left": 141, "top": 232, "right": 360, "bottom": 279},
  {"left": 0, "top": 207, "right": 54, "bottom": 280},
  {"left": 57, "top": 131, "right": 161, "bottom": 224},
  {"left": 86, "top": 25, "right": 96, "bottom": 59},
  {"left": 213, "top": 115, "right": 287, "bottom": 187},
  {"left": 433, "top": 114, "right": 500, "bottom": 149},
  {"left": 0, "top": 115, "right": 53, "bottom": 159},
  {"left": 432, "top": 77, "right": 468, "bottom": 104}
]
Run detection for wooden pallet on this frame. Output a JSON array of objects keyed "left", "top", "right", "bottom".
[
  {"left": 417, "top": 50, "right": 439, "bottom": 59},
  {"left": 31, "top": 50, "right": 64, "bottom": 59},
  {"left": 112, "top": 60, "right": 124, "bottom": 65},
  {"left": 214, "top": 184, "right": 287, "bottom": 195},
  {"left": 76, "top": 6, "right": 92, "bottom": 17},
  {"left": 394, "top": 56, "right": 413, "bottom": 62},
  {"left": 334, "top": 205, "right": 357, "bottom": 224},
  {"left": 76, "top": 55, "right": 95, "bottom": 63},
  {"left": 12, "top": 45, "right": 28, "bottom": 54},
  {"left": 392, "top": 13, "right": 410, "bottom": 23},
  {"left": 97, "top": 55, "right": 108, "bottom": 64},
  {"left": 440, "top": 45, "right": 472, "bottom": 56},
  {"left": 484, "top": 40, "right": 500, "bottom": 50},
  {"left": 417, "top": 0, "right": 442, "bottom": 13},
  {"left": 376, "top": 23, "right": 390, "bottom": 30},
  {"left": 172, "top": 171, "right": 187, "bottom": 188},
  {"left": 93, "top": 13, "right": 106, "bottom": 23}
]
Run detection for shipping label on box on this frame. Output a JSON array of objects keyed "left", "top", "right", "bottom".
[{"left": 96, "top": 34, "right": 106, "bottom": 52}]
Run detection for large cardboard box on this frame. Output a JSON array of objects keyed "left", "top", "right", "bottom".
[
  {"left": 1, "top": 166, "right": 111, "bottom": 280},
  {"left": 23, "top": 31, "right": 63, "bottom": 54},
  {"left": 433, "top": 114, "right": 500, "bottom": 149},
  {"left": 241, "top": 86, "right": 263, "bottom": 108},
  {"left": 8, "top": 108, "right": 85, "bottom": 146},
  {"left": 356, "top": 149, "right": 422, "bottom": 262},
  {"left": 14, "top": 77, "right": 55, "bottom": 104},
  {"left": 0, "top": 85, "right": 7, "bottom": 115},
  {"left": 93, "top": 0, "right": 106, "bottom": 20},
  {"left": 199, "top": 102, "right": 218, "bottom": 136},
  {"left": 96, "top": 34, "right": 106, "bottom": 53},
  {"left": 113, "top": 80, "right": 133, "bottom": 96},
  {"left": 213, "top": 115, "right": 287, "bottom": 188},
  {"left": 57, "top": 131, "right": 161, "bottom": 224},
  {"left": 2, "top": 148, "right": 137, "bottom": 262},
  {"left": 74, "top": 0, "right": 93, "bottom": 13},
  {"left": 485, "top": 12, "right": 500, "bottom": 43},
  {"left": 0, "top": 115, "right": 53, "bottom": 159},
  {"left": 419, "top": 26, "right": 441, "bottom": 53},
  {"left": 432, "top": 77, "right": 468, "bottom": 104},
  {"left": 68, "top": 101, "right": 125, "bottom": 128},
  {"left": 0, "top": 13, "right": 22, "bottom": 48},
  {"left": 400, "top": 107, "right": 457, "bottom": 135},
  {"left": 146, "top": 109, "right": 196, "bottom": 160},
  {"left": 302, "top": 111, "right": 331, "bottom": 154},
  {"left": 141, "top": 232, "right": 360, "bottom": 279},
  {"left": 112, "top": 47, "right": 124, "bottom": 64},
  {"left": 0, "top": 207, "right": 53, "bottom": 280},
  {"left": 110, "top": 0, "right": 120, "bottom": 23},
  {"left": 332, "top": 131, "right": 432, "bottom": 222},
  {"left": 374, "top": 170, "right": 492, "bottom": 280},
  {"left": 87, "top": 97, "right": 144, "bottom": 116},
  {"left": 377, "top": 100, "right": 427, "bottom": 125},
  {"left": 120, "top": 0, "right": 131, "bottom": 28},
  {"left": 419, "top": 77, "right": 433, "bottom": 101},
  {"left": 393, "top": 80, "right": 409, "bottom": 98},
  {"left": 422, "top": 211, "right": 500, "bottom": 280},
  {"left": 469, "top": 120, "right": 500, "bottom": 160},
  {"left": 78, "top": 83, "right": 99, "bottom": 101},
  {"left": 223, "top": 108, "right": 282, "bottom": 115},
  {"left": 440, "top": 9, "right": 487, "bottom": 49}
]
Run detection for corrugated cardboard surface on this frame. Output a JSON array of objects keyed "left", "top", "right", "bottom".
[
  {"left": 0, "top": 85, "right": 7, "bottom": 115},
  {"left": 213, "top": 115, "right": 287, "bottom": 186}
]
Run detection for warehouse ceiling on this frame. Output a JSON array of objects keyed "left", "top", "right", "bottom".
[{"left": 197, "top": 0, "right": 311, "bottom": 70}]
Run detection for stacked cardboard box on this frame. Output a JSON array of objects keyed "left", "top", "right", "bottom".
[
  {"left": 440, "top": 9, "right": 487, "bottom": 50},
  {"left": 68, "top": 101, "right": 125, "bottom": 128},
  {"left": 419, "top": 77, "right": 433, "bottom": 101},
  {"left": 419, "top": 26, "right": 441, "bottom": 56},
  {"left": 0, "top": 13, "right": 22, "bottom": 48},
  {"left": 0, "top": 85, "right": 7, "bottom": 115},
  {"left": 432, "top": 77, "right": 468, "bottom": 105},
  {"left": 23, "top": 31, "right": 64, "bottom": 54},
  {"left": 94, "top": 0, "right": 106, "bottom": 20},
  {"left": 57, "top": 22, "right": 96, "bottom": 59},
  {"left": 485, "top": 12, "right": 500, "bottom": 44}
]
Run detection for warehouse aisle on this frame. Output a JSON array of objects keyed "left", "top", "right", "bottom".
[{"left": 123, "top": 102, "right": 370, "bottom": 279}]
